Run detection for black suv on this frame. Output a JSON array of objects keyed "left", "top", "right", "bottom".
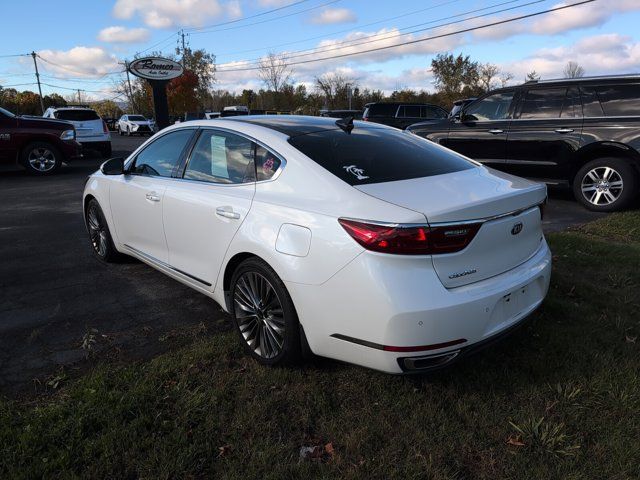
[
  {"left": 407, "top": 75, "right": 640, "bottom": 211},
  {"left": 363, "top": 102, "right": 448, "bottom": 130}
]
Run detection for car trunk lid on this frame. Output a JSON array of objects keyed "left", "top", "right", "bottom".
[{"left": 355, "top": 167, "right": 546, "bottom": 287}]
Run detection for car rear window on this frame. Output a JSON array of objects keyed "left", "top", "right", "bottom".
[
  {"left": 288, "top": 127, "right": 475, "bottom": 186},
  {"left": 54, "top": 110, "right": 100, "bottom": 121}
]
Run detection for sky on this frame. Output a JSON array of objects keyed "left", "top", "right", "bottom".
[{"left": 0, "top": 0, "right": 639, "bottom": 102}]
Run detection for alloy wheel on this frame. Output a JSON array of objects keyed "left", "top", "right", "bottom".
[
  {"left": 580, "top": 166, "right": 624, "bottom": 206},
  {"left": 87, "top": 204, "right": 108, "bottom": 257},
  {"left": 27, "top": 147, "right": 56, "bottom": 172},
  {"left": 233, "top": 272, "right": 286, "bottom": 359}
]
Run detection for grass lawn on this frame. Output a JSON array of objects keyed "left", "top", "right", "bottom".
[{"left": 1, "top": 213, "right": 639, "bottom": 479}]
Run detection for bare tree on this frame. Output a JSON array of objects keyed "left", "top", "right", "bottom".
[
  {"left": 499, "top": 71, "right": 514, "bottom": 88},
  {"left": 479, "top": 63, "right": 500, "bottom": 92},
  {"left": 258, "top": 52, "right": 293, "bottom": 93},
  {"left": 563, "top": 61, "right": 585, "bottom": 78},
  {"left": 315, "top": 73, "right": 356, "bottom": 109}
]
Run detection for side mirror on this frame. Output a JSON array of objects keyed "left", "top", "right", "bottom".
[
  {"left": 460, "top": 112, "right": 476, "bottom": 123},
  {"left": 100, "top": 157, "right": 124, "bottom": 175}
]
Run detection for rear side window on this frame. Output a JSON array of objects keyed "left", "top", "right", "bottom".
[
  {"left": 367, "top": 104, "right": 398, "bottom": 117},
  {"left": 399, "top": 105, "right": 421, "bottom": 118},
  {"left": 54, "top": 110, "right": 100, "bottom": 121},
  {"left": 255, "top": 145, "right": 282, "bottom": 181},
  {"left": 423, "top": 106, "right": 447, "bottom": 119},
  {"left": 288, "top": 127, "right": 474, "bottom": 186},
  {"left": 583, "top": 84, "right": 640, "bottom": 117},
  {"left": 184, "top": 130, "right": 255, "bottom": 184},
  {"left": 131, "top": 129, "right": 194, "bottom": 177},
  {"left": 519, "top": 88, "right": 567, "bottom": 119}
]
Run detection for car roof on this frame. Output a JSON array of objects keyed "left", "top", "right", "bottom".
[{"left": 224, "top": 115, "right": 364, "bottom": 137}]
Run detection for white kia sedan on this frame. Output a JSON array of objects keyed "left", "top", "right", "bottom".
[{"left": 83, "top": 116, "right": 551, "bottom": 373}]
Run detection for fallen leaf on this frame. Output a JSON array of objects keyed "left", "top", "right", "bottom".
[
  {"left": 324, "top": 442, "right": 335, "bottom": 456},
  {"left": 506, "top": 435, "right": 525, "bottom": 447},
  {"left": 218, "top": 444, "right": 232, "bottom": 457},
  {"left": 626, "top": 335, "right": 637, "bottom": 343}
]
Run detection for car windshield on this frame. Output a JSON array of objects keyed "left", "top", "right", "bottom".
[
  {"left": 54, "top": 109, "right": 100, "bottom": 121},
  {"left": 128, "top": 115, "right": 146, "bottom": 121},
  {"left": 288, "top": 126, "right": 475, "bottom": 186},
  {"left": 0, "top": 106, "right": 16, "bottom": 118}
]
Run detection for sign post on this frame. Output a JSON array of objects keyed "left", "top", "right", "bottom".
[{"left": 127, "top": 57, "right": 184, "bottom": 131}]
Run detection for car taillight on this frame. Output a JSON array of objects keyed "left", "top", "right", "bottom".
[
  {"left": 362, "top": 116, "right": 369, "bottom": 121},
  {"left": 102, "top": 120, "right": 109, "bottom": 133},
  {"left": 338, "top": 219, "right": 481, "bottom": 255}
]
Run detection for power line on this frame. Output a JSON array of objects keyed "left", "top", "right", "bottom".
[
  {"left": 215, "top": 0, "right": 463, "bottom": 58},
  {"left": 0, "top": 53, "right": 30, "bottom": 58},
  {"left": 36, "top": 54, "right": 123, "bottom": 78},
  {"left": 219, "top": 0, "right": 541, "bottom": 67},
  {"left": 0, "top": 82, "right": 37, "bottom": 88},
  {"left": 186, "top": 0, "right": 312, "bottom": 32},
  {"left": 216, "top": 0, "right": 596, "bottom": 72},
  {"left": 189, "top": 0, "right": 341, "bottom": 35}
]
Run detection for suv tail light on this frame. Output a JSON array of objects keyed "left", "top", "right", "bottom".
[
  {"left": 338, "top": 219, "right": 481, "bottom": 255},
  {"left": 102, "top": 120, "right": 109, "bottom": 133}
]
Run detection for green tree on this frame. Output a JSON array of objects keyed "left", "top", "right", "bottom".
[{"left": 431, "top": 53, "right": 481, "bottom": 105}]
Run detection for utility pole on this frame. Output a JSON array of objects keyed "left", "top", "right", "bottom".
[
  {"left": 179, "top": 29, "right": 189, "bottom": 67},
  {"left": 31, "top": 52, "right": 45, "bottom": 114},
  {"left": 77, "top": 89, "right": 82, "bottom": 104},
  {"left": 124, "top": 60, "right": 136, "bottom": 112}
]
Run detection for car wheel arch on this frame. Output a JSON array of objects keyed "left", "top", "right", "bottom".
[{"left": 570, "top": 142, "right": 640, "bottom": 181}]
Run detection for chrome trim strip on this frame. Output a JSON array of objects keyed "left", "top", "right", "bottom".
[{"left": 123, "top": 244, "right": 212, "bottom": 287}]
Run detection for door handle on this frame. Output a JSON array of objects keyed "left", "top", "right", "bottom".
[
  {"left": 555, "top": 128, "right": 574, "bottom": 134},
  {"left": 145, "top": 192, "right": 160, "bottom": 202},
  {"left": 488, "top": 129, "right": 504, "bottom": 134},
  {"left": 216, "top": 207, "right": 240, "bottom": 220}
]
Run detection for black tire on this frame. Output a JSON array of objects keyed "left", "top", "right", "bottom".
[
  {"left": 573, "top": 157, "right": 638, "bottom": 212},
  {"left": 118, "top": 126, "right": 123, "bottom": 136},
  {"left": 85, "top": 198, "right": 122, "bottom": 263},
  {"left": 21, "top": 141, "right": 62, "bottom": 175},
  {"left": 229, "top": 257, "right": 301, "bottom": 366},
  {"left": 126, "top": 127, "right": 131, "bottom": 137}
]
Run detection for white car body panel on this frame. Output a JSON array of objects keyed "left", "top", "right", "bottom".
[
  {"left": 83, "top": 117, "right": 552, "bottom": 374},
  {"left": 118, "top": 115, "right": 156, "bottom": 134},
  {"left": 44, "top": 107, "right": 110, "bottom": 144}
]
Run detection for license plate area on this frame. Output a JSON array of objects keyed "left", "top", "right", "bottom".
[{"left": 484, "top": 279, "right": 541, "bottom": 336}]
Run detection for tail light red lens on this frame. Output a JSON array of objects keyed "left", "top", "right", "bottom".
[
  {"left": 102, "top": 120, "right": 109, "bottom": 133},
  {"left": 338, "top": 219, "right": 481, "bottom": 255}
]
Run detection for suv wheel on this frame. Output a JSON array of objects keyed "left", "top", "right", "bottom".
[
  {"left": 126, "top": 127, "right": 131, "bottom": 137},
  {"left": 573, "top": 157, "right": 638, "bottom": 212},
  {"left": 85, "top": 199, "right": 121, "bottom": 262},
  {"left": 21, "top": 142, "right": 61, "bottom": 175},
  {"left": 229, "top": 257, "right": 301, "bottom": 366},
  {"left": 118, "top": 125, "right": 123, "bottom": 136}
]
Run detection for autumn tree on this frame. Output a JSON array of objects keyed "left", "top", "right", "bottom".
[
  {"left": 525, "top": 70, "right": 541, "bottom": 82},
  {"left": 167, "top": 70, "right": 199, "bottom": 116},
  {"left": 431, "top": 53, "right": 481, "bottom": 105},
  {"left": 92, "top": 100, "right": 123, "bottom": 119},
  {"left": 315, "top": 73, "right": 356, "bottom": 109}
]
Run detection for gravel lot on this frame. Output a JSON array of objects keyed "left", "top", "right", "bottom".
[{"left": 0, "top": 134, "right": 611, "bottom": 396}]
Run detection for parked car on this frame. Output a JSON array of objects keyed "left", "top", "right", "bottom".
[
  {"left": 408, "top": 75, "right": 640, "bottom": 212},
  {"left": 43, "top": 106, "right": 111, "bottom": 157},
  {"left": 449, "top": 98, "right": 477, "bottom": 118},
  {"left": 102, "top": 117, "right": 118, "bottom": 131},
  {"left": 84, "top": 115, "right": 550, "bottom": 373},
  {"left": 0, "top": 106, "right": 81, "bottom": 174},
  {"left": 320, "top": 109, "right": 363, "bottom": 120},
  {"left": 117, "top": 114, "right": 156, "bottom": 136},
  {"left": 363, "top": 102, "right": 448, "bottom": 129}
]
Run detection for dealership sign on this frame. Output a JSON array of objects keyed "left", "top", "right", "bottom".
[{"left": 128, "top": 57, "right": 184, "bottom": 81}]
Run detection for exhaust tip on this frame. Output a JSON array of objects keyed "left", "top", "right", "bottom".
[{"left": 400, "top": 351, "right": 460, "bottom": 371}]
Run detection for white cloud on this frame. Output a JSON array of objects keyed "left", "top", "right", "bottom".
[
  {"left": 36, "top": 47, "right": 121, "bottom": 78},
  {"left": 97, "top": 26, "right": 150, "bottom": 43},
  {"left": 531, "top": 1, "right": 640, "bottom": 36},
  {"left": 309, "top": 8, "right": 357, "bottom": 25},
  {"left": 226, "top": 0, "right": 242, "bottom": 19},
  {"left": 503, "top": 34, "right": 640, "bottom": 81},
  {"left": 113, "top": 0, "right": 226, "bottom": 28}
]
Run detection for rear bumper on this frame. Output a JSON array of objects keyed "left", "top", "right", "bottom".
[
  {"left": 78, "top": 133, "right": 111, "bottom": 144},
  {"left": 286, "top": 238, "right": 552, "bottom": 374}
]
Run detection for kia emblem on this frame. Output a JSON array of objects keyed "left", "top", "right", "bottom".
[{"left": 511, "top": 222, "right": 523, "bottom": 235}]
